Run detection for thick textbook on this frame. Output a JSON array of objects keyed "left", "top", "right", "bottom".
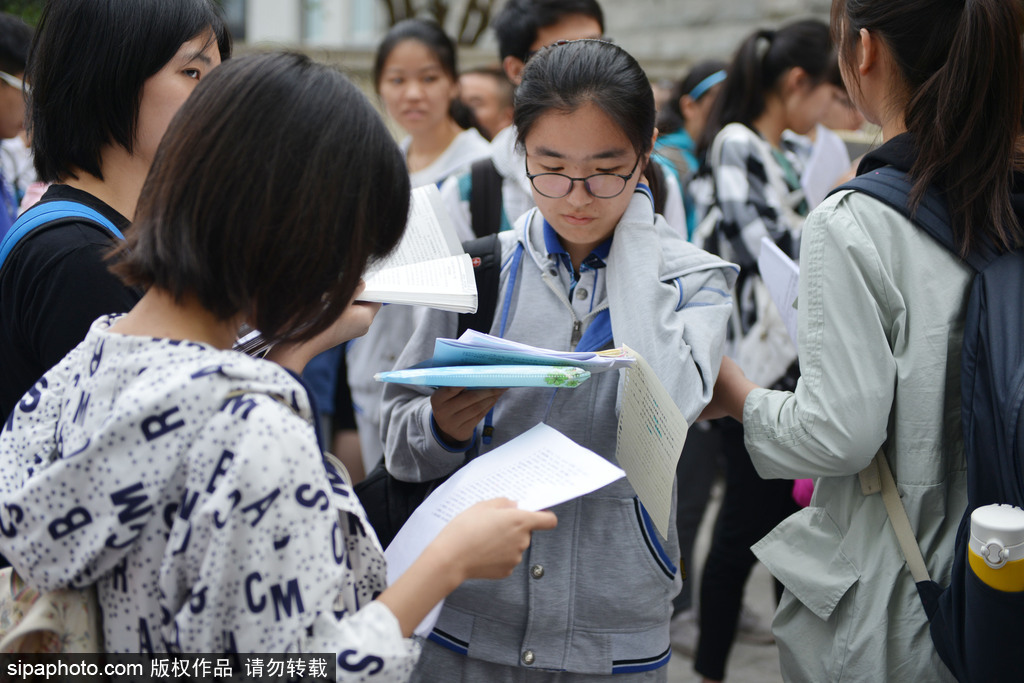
[{"left": 358, "top": 184, "right": 478, "bottom": 314}]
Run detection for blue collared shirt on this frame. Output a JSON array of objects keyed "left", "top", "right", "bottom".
[{"left": 541, "top": 218, "right": 611, "bottom": 314}]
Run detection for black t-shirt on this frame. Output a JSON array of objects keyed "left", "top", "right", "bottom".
[{"left": 0, "top": 185, "right": 139, "bottom": 420}]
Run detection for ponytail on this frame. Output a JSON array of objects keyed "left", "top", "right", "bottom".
[
  {"left": 700, "top": 19, "right": 833, "bottom": 158},
  {"left": 833, "top": 0, "right": 1024, "bottom": 254}
]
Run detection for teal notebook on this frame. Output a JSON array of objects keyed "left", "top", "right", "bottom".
[{"left": 375, "top": 364, "right": 591, "bottom": 388}]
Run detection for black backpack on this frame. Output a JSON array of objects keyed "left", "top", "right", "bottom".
[
  {"left": 353, "top": 232, "right": 504, "bottom": 548},
  {"left": 835, "top": 166, "right": 1024, "bottom": 682}
]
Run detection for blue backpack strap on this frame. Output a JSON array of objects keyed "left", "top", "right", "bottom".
[
  {"left": 0, "top": 200, "right": 123, "bottom": 271},
  {"left": 831, "top": 166, "right": 996, "bottom": 272}
]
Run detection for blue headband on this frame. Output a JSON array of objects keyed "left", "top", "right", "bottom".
[{"left": 687, "top": 70, "right": 726, "bottom": 101}]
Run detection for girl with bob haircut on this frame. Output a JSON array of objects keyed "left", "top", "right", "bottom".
[
  {"left": 705, "top": 0, "right": 1024, "bottom": 680},
  {"left": 0, "top": 0, "right": 231, "bottom": 420},
  {"left": 382, "top": 39, "right": 736, "bottom": 682},
  {"left": 0, "top": 52, "right": 556, "bottom": 673}
]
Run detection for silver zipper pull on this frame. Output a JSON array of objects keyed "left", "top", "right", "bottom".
[{"left": 570, "top": 319, "right": 582, "bottom": 347}]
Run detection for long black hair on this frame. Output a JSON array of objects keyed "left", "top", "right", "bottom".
[
  {"left": 700, "top": 19, "right": 834, "bottom": 156},
  {"left": 373, "top": 18, "right": 475, "bottom": 131},
  {"left": 833, "top": 0, "right": 1024, "bottom": 254}
]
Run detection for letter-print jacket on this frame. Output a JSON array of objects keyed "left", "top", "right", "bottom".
[{"left": 0, "top": 315, "right": 418, "bottom": 681}]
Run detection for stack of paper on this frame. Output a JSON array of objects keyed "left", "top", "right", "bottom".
[
  {"left": 374, "top": 330, "right": 635, "bottom": 388},
  {"left": 358, "top": 184, "right": 477, "bottom": 314}
]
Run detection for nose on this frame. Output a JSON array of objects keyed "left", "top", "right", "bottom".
[
  {"left": 404, "top": 81, "right": 424, "bottom": 100},
  {"left": 565, "top": 178, "right": 593, "bottom": 208}
]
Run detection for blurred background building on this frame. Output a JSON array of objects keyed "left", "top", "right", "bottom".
[{"left": 221, "top": 0, "right": 832, "bottom": 80}]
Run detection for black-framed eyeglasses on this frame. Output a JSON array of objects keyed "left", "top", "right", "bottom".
[{"left": 525, "top": 154, "right": 640, "bottom": 199}]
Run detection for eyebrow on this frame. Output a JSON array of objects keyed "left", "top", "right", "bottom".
[
  {"left": 384, "top": 64, "right": 445, "bottom": 75},
  {"left": 181, "top": 49, "right": 214, "bottom": 66},
  {"left": 533, "top": 145, "right": 630, "bottom": 161}
]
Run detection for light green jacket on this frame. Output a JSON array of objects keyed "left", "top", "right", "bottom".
[{"left": 745, "top": 189, "right": 968, "bottom": 682}]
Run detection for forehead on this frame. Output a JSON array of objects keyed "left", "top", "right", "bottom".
[
  {"left": 460, "top": 73, "right": 498, "bottom": 95},
  {"left": 383, "top": 39, "right": 445, "bottom": 70},
  {"left": 530, "top": 14, "right": 603, "bottom": 52},
  {"left": 524, "top": 102, "right": 631, "bottom": 159}
]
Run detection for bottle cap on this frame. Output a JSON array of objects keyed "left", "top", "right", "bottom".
[{"left": 970, "top": 504, "right": 1024, "bottom": 569}]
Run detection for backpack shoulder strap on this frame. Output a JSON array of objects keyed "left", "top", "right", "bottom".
[
  {"left": 457, "top": 232, "right": 503, "bottom": 338},
  {"left": 859, "top": 449, "right": 933, "bottom": 583},
  {"left": 469, "top": 158, "right": 503, "bottom": 238},
  {"left": 832, "top": 167, "right": 992, "bottom": 273},
  {"left": 0, "top": 200, "right": 123, "bottom": 272}
]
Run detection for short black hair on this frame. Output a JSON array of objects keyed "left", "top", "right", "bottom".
[
  {"left": 27, "top": 0, "right": 232, "bottom": 183},
  {"left": 0, "top": 13, "right": 33, "bottom": 76},
  {"left": 515, "top": 39, "right": 654, "bottom": 159},
  {"left": 491, "top": 0, "right": 604, "bottom": 62},
  {"left": 115, "top": 52, "right": 410, "bottom": 346}
]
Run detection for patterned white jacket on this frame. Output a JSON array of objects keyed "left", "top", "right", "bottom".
[{"left": 0, "top": 316, "right": 419, "bottom": 681}]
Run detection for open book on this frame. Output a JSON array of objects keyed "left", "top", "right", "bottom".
[
  {"left": 358, "top": 184, "right": 477, "bottom": 314},
  {"left": 233, "top": 186, "right": 476, "bottom": 356}
]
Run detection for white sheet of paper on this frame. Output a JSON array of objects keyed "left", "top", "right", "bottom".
[
  {"left": 383, "top": 423, "right": 624, "bottom": 637},
  {"left": 758, "top": 236, "right": 800, "bottom": 350},
  {"left": 615, "top": 346, "right": 688, "bottom": 539}
]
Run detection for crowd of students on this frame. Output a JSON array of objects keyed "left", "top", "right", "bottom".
[{"left": 0, "top": 0, "right": 1021, "bottom": 682}]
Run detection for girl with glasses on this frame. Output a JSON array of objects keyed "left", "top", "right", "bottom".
[{"left": 382, "top": 39, "right": 737, "bottom": 682}]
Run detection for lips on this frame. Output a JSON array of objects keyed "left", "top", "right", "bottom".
[{"left": 562, "top": 215, "right": 595, "bottom": 226}]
